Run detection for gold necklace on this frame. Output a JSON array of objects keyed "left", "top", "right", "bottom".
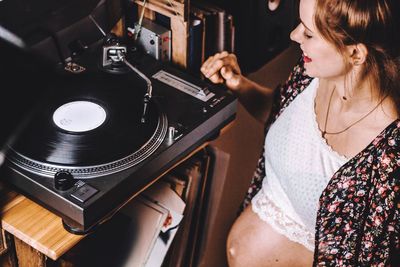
[{"left": 322, "top": 88, "right": 385, "bottom": 138}]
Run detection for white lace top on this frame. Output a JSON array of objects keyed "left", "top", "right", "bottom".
[{"left": 252, "top": 78, "right": 348, "bottom": 251}]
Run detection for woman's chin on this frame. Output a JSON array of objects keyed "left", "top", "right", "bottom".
[{"left": 303, "top": 68, "right": 316, "bottom": 78}]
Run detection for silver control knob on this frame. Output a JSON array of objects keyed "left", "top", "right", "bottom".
[{"left": 167, "top": 126, "right": 176, "bottom": 143}]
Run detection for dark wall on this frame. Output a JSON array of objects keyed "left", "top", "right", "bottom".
[
  {"left": 205, "top": 0, "right": 299, "bottom": 74},
  {"left": 0, "top": 33, "right": 56, "bottom": 150},
  {"left": 0, "top": 0, "right": 123, "bottom": 149},
  {"left": 0, "top": 0, "right": 123, "bottom": 64}
]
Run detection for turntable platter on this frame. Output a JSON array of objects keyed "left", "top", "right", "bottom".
[{"left": 7, "top": 73, "right": 167, "bottom": 178}]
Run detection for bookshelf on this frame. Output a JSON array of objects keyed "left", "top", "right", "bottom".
[{"left": 132, "top": 0, "right": 190, "bottom": 68}]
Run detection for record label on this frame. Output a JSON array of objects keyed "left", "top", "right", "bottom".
[{"left": 53, "top": 101, "right": 107, "bottom": 132}]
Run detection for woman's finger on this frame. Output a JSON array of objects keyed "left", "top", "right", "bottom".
[
  {"left": 208, "top": 72, "right": 224, "bottom": 84},
  {"left": 204, "top": 59, "right": 225, "bottom": 78},
  {"left": 221, "top": 66, "right": 241, "bottom": 89},
  {"left": 201, "top": 51, "right": 230, "bottom": 74},
  {"left": 201, "top": 55, "right": 215, "bottom": 72}
]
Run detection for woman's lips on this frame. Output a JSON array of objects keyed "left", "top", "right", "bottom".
[{"left": 303, "top": 55, "right": 312, "bottom": 63}]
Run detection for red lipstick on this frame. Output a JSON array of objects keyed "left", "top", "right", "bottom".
[{"left": 303, "top": 55, "right": 312, "bottom": 63}]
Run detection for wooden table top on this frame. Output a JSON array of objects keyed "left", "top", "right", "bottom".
[{"left": 0, "top": 185, "right": 84, "bottom": 260}]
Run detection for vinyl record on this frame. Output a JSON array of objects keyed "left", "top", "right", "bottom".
[{"left": 7, "top": 71, "right": 167, "bottom": 178}]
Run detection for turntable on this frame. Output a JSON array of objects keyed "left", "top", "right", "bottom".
[{"left": 1, "top": 37, "right": 237, "bottom": 234}]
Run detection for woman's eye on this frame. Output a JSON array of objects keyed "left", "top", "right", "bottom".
[{"left": 303, "top": 32, "right": 313, "bottom": 39}]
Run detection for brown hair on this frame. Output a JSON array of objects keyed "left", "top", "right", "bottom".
[{"left": 314, "top": 0, "right": 400, "bottom": 113}]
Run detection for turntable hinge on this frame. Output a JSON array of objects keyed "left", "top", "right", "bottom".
[{"left": 64, "top": 61, "right": 85, "bottom": 73}]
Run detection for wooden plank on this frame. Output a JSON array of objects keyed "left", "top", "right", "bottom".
[
  {"left": 14, "top": 237, "right": 46, "bottom": 267},
  {"left": 1, "top": 197, "right": 84, "bottom": 261},
  {"left": 139, "top": 6, "right": 156, "bottom": 20},
  {"left": 171, "top": 16, "right": 188, "bottom": 68},
  {"left": 0, "top": 188, "right": 24, "bottom": 214},
  {"left": 111, "top": 18, "right": 125, "bottom": 37},
  {"left": 0, "top": 229, "right": 8, "bottom": 255},
  {"left": 133, "top": 0, "right": 187, "bottom": 21},
  {"left": 4, "top": 232, "right": 18, "bottom": 267}
]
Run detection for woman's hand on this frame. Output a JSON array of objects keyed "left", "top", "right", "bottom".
[
  {"left": 200, "top": 51, "right": 242, "bottom": 92},
  {"left": 202, "top": 51, "right": 275, "bottom": 123}
]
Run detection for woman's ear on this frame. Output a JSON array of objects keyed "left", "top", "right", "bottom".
[
  {"left": 347, "top": 43, "right": 368, "bottom": 66},
  {"left": 268, "top": 0, "right": 281, "bottom": 11}
]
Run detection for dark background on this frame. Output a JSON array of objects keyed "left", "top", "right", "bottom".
[
  {"left": 0, "top": 0, "right": 122, "bottom": 149},
  {"left": 206, "top": 0, "right": 299, "bottom": 74}
]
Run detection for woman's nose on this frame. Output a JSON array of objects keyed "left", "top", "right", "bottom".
[{"left": 290, "top": 24, "right": 302, "bottom": 44}]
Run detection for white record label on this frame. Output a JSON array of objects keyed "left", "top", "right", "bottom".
[{"left": 53, "top": 101, "right": 107, "bottom": 132}]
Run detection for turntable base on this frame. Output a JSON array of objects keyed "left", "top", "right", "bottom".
[{"left": 0, "top": 143, "right": 215, "bottom": 262}]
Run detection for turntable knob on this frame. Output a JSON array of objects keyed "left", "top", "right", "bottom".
[
  {"left": 54, "top": 171, "right": 75, "bottom": 191},
  {"left": 167, "top": 126, "right": 176, "bottom": 143}
]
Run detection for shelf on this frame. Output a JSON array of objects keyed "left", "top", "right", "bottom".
[{"left": 132, "top": 0, "right": 190, "bottom": 68}]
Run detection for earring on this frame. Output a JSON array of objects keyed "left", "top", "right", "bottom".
[{"left": 268, "top": 0, "right": 281, "bottom": 11}]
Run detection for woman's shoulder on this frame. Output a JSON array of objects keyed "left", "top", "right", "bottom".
[
  {"left": 341, "top": 120, "right": 400, "bottom": 182},
  {"left": 368, "top": 119, "right": 400, "bottom": 177},
  {"left": 372, "top": 119, "right": 400, "bottom": 150}
]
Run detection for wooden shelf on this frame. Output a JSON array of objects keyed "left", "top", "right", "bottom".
[
  {"left": 0, "top": 186, "right": 84, "bottom": 261},
  {"left": 133, "top": 0, "right": 188, "bottom": 19},
  {"left": 132, "top": 0, "right": 190, "bottom": 68}
]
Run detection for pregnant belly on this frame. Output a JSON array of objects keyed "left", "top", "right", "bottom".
[{"left": 226, "top": 205, "right": 313, "bottom": 267}]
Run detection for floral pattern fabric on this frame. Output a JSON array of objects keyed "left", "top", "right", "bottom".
[{"left": 241, "top": 57, "right": 400, "bottom": 266}]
